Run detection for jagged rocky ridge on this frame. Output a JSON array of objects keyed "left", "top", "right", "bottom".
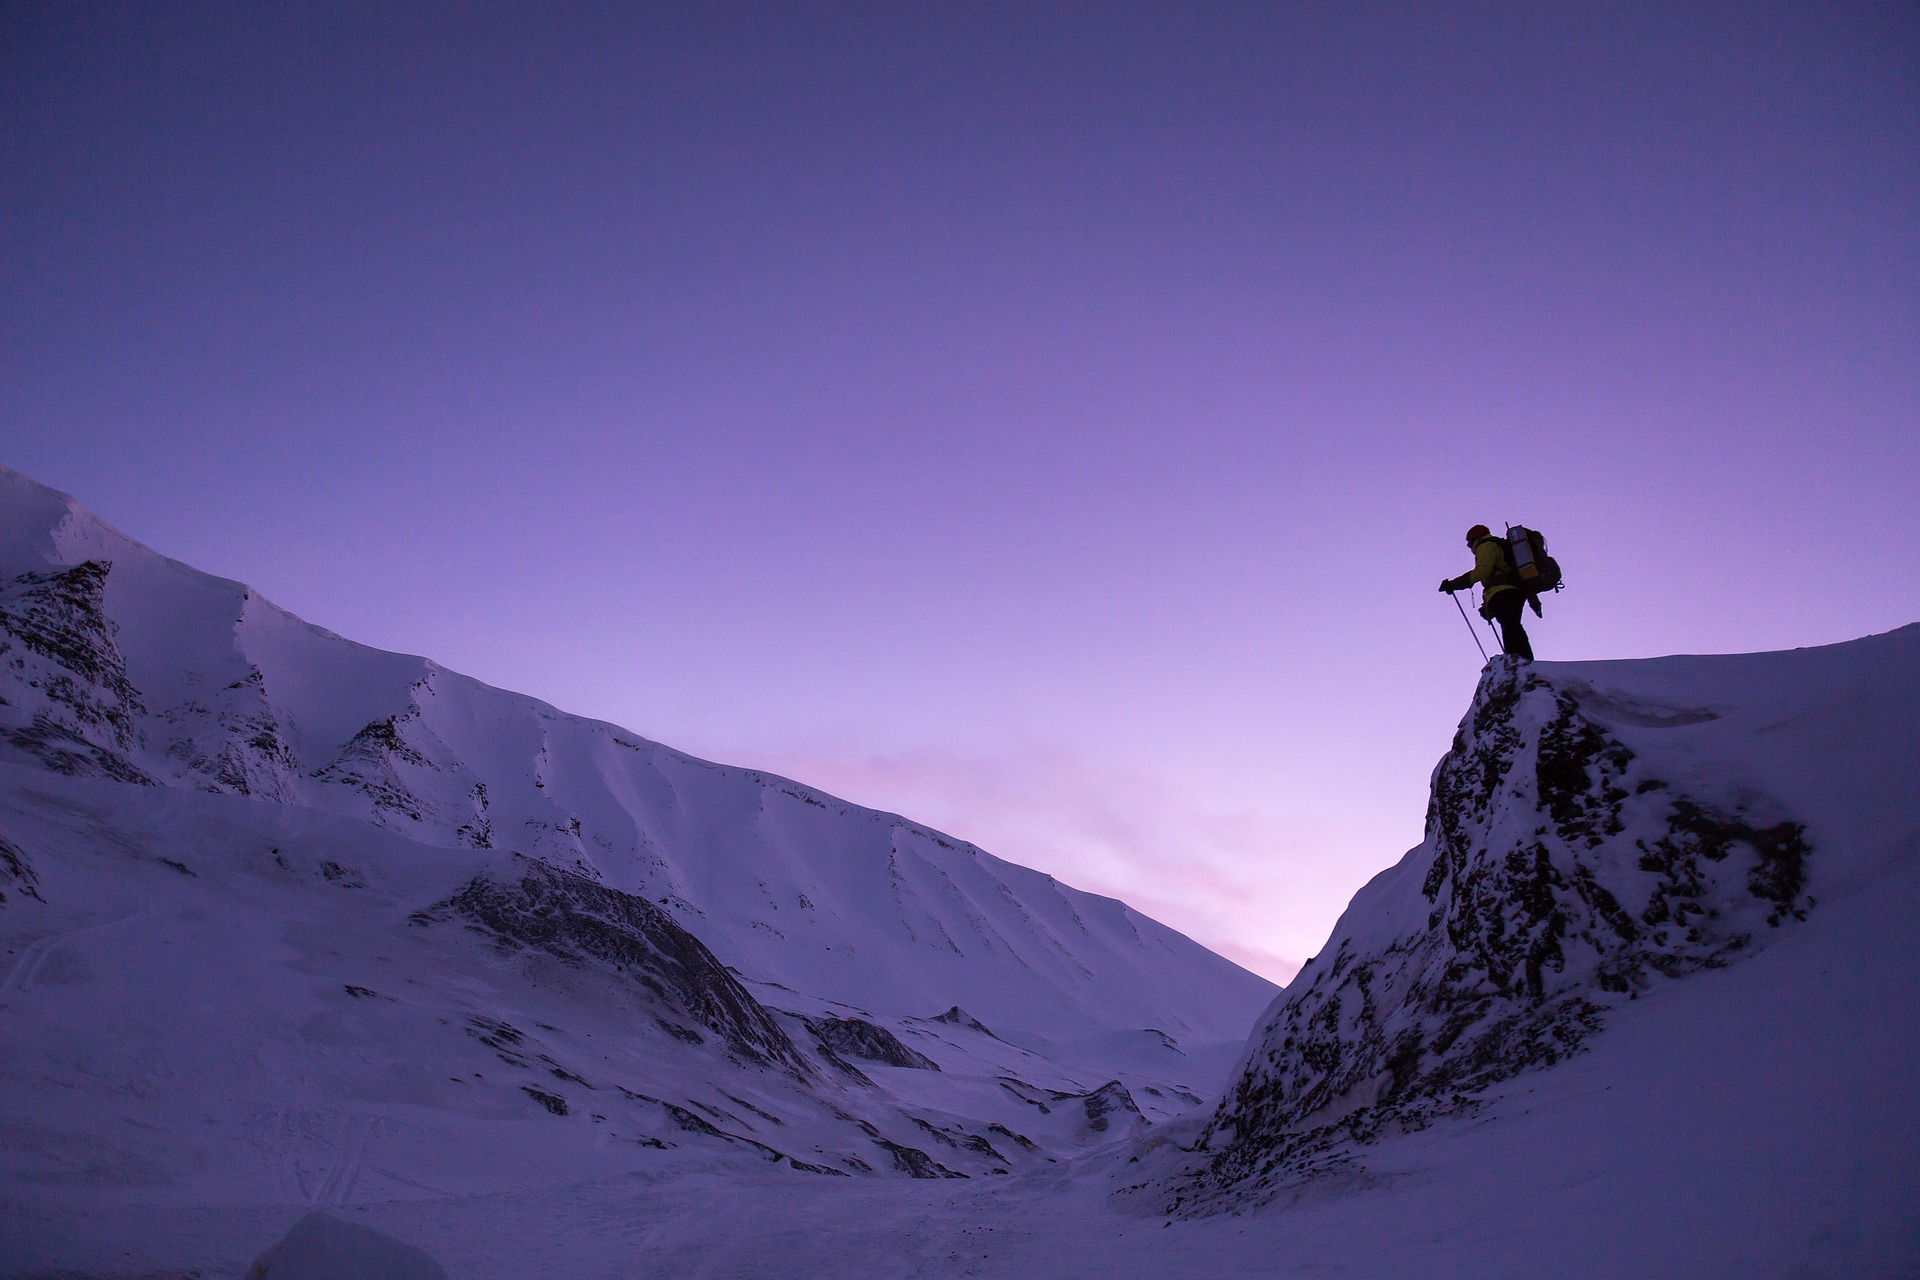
[
  {"left": 0, "top": 832, "right": 41, "bottom": 905},
  {"left": 1174, "top": 655, "right": 1813, "bottom": 1211},
  {"left": 805, "top": 1015, "right": 941, "bottom": 1072},
  {"left": 415, "top": 857, "right": 812, "bottom": 1074},
  {"left": 0, "top": 560, "right": 151, "bottom": 785}
]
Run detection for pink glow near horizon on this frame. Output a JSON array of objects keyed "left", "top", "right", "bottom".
[{"left": 6, "top": 4, "right": 1917, "bottom": 982}]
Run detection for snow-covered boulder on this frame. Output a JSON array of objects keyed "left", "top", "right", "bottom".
[{"left": 242, "top": 1211, "right": 450, "bottom": 1280}]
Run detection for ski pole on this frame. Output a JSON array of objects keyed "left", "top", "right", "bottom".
[{"left": 1452, "top": 592, "right": 1488, "bottom": 660}]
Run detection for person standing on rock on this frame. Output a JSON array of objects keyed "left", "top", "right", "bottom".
[{"left": 1440, "top": 524, "right": 1534, "bottom": 660}]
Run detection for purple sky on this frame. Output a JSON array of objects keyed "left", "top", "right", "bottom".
[{"left": 7, "top": 2, "right": 1917, "bottom": 980}]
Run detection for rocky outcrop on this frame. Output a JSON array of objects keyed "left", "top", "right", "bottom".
[
  {"left": 0, "top": 561, "right": 150, "bottom": 782},
  {"left": 931, "top": 1005, "right": 999, "bottom": 1038},
  {"left": 313, "top": 711, "right": 444, "bottom": 826},
  {"left": 875, "top": 1139, "right": 967, "bottom": 1179},
  {"left": 1183, "top": 657, "right": 1813, "bottom": 1210},
  {"left": 0, "top": 834, "right": 42, "bottom": 906},
  {"left": 416, "top": 857, "right": 811, "bottom": 1074},
  {"left": 805, "top": 1016, "right": 941, "bottom": 1071},
  {"left": 1082, "top": 1080, "right": 1144, "bottom": 1133},
  {"left": 160, "top": 664, "right": 299, "bottom": 801}
]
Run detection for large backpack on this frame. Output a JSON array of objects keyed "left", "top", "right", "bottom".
[{"left": 1503, "top": 524, "right": 1563, "bottom": 595}]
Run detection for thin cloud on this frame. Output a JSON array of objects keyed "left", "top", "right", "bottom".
[{"left": 734, "top": 737, "right": 1385, "bottom": 985}]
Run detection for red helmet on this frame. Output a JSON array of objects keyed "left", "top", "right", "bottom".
[{"left": 1465, "top": 524, "right": 1491, "bottom": 542}]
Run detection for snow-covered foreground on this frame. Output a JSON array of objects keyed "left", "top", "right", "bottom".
[
  {"left": 9, "top": 775, "right": 1914, "bottom": 1279},
  {"left": 2, "top": 461, "right": 1916, "bottom": 1278}
]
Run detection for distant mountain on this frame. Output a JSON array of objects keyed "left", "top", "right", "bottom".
[{"left": 0, "top": 463, "right": 1274, "bottom": 1210}]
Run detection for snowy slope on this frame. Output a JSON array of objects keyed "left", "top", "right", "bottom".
[
  {"left": 0, "top": 762, "right": 1162, "bottom": 1208},
  {"left": 0, "top": 462, "right": 1277, "bottom": 1264},
  {"left": 0, "top": 462, "right": 1272, "bottom": 1055}
]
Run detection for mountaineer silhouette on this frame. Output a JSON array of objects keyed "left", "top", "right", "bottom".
[{"left": 1439, "top": 523, "right": 1560, "bottom": 661}]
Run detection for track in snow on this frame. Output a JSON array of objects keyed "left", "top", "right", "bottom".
[
  {"left": 0, "top": 912, "right": 143, "bottom": 1012},
  {"left": 274, "top": 1108, "right": 381, "bottom": 1206},
  {"left": 314, "top": 1114, "right": 378, "bottom": 1205},
  {"left": 0, "top": 933, "right": 64, "bottom": 1011}
]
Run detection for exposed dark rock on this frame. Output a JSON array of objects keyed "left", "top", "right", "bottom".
[
  {"left": 456, "top": 782, "right": 493, "bottom": 849},
  {"left": 1186, "top": 657, "right": 1815, "bottom": 1211},
  {"left": 1141, "top": 1028, "right": 1184, "bottom": 1054},
  {"left": 3, "top": 715, "right": 155, "bottom": 785},
  {"left": 901, "top": 1117, "right": 1011, "bottom": 1164},
  {"left": 665, "top": 1102, "right": 725, "bottom": 1138},
  {"left": 720, "top": 1091, "right": 784, "bottom": 1126},
  {"left": 931, "top": 1005, "right": 997, "bottom": 1037},
  {"left": 1, "top": 834, "right": 44, "bottom": 905},
  {"left": 0, "top": 563, "right": 144, "bottom": 769},
  {"left": 987, "top": 1123, "right": 1039, "bottom": 1152},
  {"left": 161, "top": 665, "right": 298, "bottom": 801},
  {"left": 909, "top": 1116, "right": 960, "bottom": 1147},
  {"left": 809, "top": 1036, "right": 874, "bottom": 1084},
  {"left": 657, "top": 1101, "right": 837, "bottom": 1174},
  {"left": 546, "top": 1061, "right": 591, "bottom": 1087},
  {"left": 874, "top": 1140, "right": 967, "bottom": 1179},
  {"left": 805, "top": 1015, "right": 940, "bottom": 1071},
  {"left": 418, "top": 857, "right": 811, "bottom": 1074},
  {"left": 1081, "top": 1080, "right": 1144, "bottom": 1132},
  {"left": 312, "top": 717, "right": 426, "bottom": 819},
  {"left": 467, "top": 1016, "right": 524, "bottom": 1048},
  {"left": 959, "top": 1133, "right": 1008, "bottom": 1161},
  {"left": 522, "top": 1087, "right": 569, "bottom": 1115},
  {"left": 996, "top": 1078, "right": 1053, "bottom": 1113}
]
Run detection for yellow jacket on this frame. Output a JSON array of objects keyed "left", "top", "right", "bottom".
[{"left": 1449, "top": 536, "right": 1519, "bottom": 605}]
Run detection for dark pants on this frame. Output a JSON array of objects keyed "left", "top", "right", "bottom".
[{"left": 1486, "top": 590, "right": 1534, "bottom": 660}]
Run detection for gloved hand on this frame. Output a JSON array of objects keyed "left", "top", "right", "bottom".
[{"left": 1439, "top": 578, "right": 1458, "bottom": 594}]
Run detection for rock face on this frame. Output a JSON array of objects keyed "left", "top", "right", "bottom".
[
  {"left": 418, "top": 857, "right": 811, "bottom": 1074},
  {"left": 1185, "top": 656, "right": 1813, "bottom": 1208},
  {"left": 0, "top": 561, "right": 151, "bottom": 784},
  {"left": 0, "top": 834, "right": 41, "bottom": 906},
  {"left": 805, "top": 1016, "right": 941, "bottom": 1071},
  {"left": 1081, "top": 1080, "right": 1144, "bottom": 1133}
]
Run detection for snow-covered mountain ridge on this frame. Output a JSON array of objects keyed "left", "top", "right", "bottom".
[
  {"left": 0, "top": 464, "right": 1270, "bottom": 1048},
  {"left": 0, "top": 463, "right": 1275, "bottom": 1213},
  {"left": 1152, "top": 625, "right": 1920, "bottom": 1217}
]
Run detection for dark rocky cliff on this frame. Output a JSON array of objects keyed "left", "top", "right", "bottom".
[
  {"left": 0, "top": 561, "right": 151, "bottom": 784},
  {"left": 416, "top": 857, "right": 812, "bottom": 1075},
  {"left": 1177, "top": 656, "right": 1812, "bottom": 1211}
]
